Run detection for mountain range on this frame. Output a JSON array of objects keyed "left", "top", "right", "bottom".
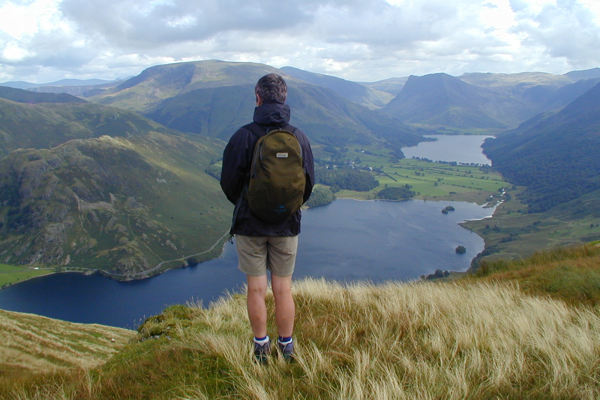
[
  {"left": 1, "top": 60, "right": 600, "bottom": 276},
  {"left": 5, "top": 63, "right": 599, "bottom": 138},
  {"left": 87, "top": 60, "right": 425, "bottom": 152}
]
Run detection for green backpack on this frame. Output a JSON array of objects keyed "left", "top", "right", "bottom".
[{"left": 247, "top": 125, "right": 306, "bottom": 224}]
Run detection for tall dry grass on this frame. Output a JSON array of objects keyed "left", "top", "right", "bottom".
[
  {"left": 6, "top": 278, "right": 600, "bottom": 399},
  {"left": 176, "top": 279, "right": 600, "bottom": 399}
]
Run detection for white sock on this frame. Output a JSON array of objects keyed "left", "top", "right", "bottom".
[{"left": 254, "top": 336, "right": 270, "bottom": 345}]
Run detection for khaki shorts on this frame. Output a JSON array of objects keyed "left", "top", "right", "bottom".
[{"left": 235, "top": 235, "right": 299, "bottom": 277}]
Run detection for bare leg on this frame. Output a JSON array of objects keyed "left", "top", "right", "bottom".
[
  {"left": 271, "top": 274, "right": 295, "bottom": 338},
  {"left": 246, "top": 274, "right": 268, "bottom": 338}
]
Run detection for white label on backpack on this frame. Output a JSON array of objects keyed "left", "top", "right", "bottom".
[{"left": 276, "top": 153, "right": 289, "bottom": 158}]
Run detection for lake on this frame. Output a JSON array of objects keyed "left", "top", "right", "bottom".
[
  {"left": 0, "top": 135, "right": 495, "bottom": 329},
  {"left": 403, "top": 135, "right": 492, "bottom": 165}
]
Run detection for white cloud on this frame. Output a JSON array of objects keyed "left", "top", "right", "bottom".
[
  {"left": 2, "top": 43, "right": 31, "bottom": 62},
  {"left": 509, "top": 0, "right": 600, "bottom": 69},
  {"left": 0, "top": 0, "right": 599, "bottom": 83}
]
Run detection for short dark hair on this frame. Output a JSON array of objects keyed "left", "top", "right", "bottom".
[{"left": 255, "top": 73, "right": 287, "bottom": 103}]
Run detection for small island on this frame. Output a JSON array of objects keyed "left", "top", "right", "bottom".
[
  {"left": 455, "top": 245, "right": 466, "bottom": 254},
  {"left": 442, "top": 205, "right": 456, "bottom": 214}
]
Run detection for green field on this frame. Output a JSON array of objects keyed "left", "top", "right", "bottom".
[
  {"left": 0, "top": 264, "right": 53, "bottom": 288},
  {"left": 319, "top": 144, "right": 506, "bottom": 203}
]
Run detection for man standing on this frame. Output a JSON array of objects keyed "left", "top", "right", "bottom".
[{"left": 220, "top": 73, "right": 314, "bottom": 363}]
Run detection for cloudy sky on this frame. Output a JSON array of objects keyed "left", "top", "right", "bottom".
[{"left": 1, "top": 0, "right": 599, "bottom": 84}]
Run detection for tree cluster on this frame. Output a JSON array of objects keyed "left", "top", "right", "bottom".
[
  {"left": 305, "top": 186, "right": 336, "bottom": 208},
  {"left": 316, "top": 169, "right": 379, "bottom": 192},
  {"left": 376, "top": 186, "right": 415, "bottom": 200}
]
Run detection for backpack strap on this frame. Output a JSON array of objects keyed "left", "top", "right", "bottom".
[{"left": 244, "top": 122, "right": 267, "bottom": 138}]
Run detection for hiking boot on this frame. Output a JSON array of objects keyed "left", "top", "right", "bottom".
[
  {"left": 277, "top": 338, "right": 294, "bottom": 362},
  {"left": 253, "top": 338, "right": 271, "bottom": 365}
]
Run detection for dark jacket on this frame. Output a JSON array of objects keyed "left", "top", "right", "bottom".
[{"left": 220, "top": 101, "right": 315, "bottom": 236}]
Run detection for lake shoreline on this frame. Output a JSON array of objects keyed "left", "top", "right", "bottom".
[
  {"left": 0, "top": 268, "right": 88, "bottom": 290},
  {"left": 2, "top": 193, "right": 502, "bottom": 292}
]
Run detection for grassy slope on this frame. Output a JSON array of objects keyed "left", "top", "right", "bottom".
[
  {"left": 0, "top": 99, "right": 164, "bottom": 157},
  {"left": 472, "top": 241, "right": 600, "bottom": 307},
  {"left": 4, "top": 246, "right": 600, "bottom": 399},
  {"left": 90, "top": 60, "right": 425, "bottom": 152},
  {"left": 0, "top": 94, "right": 233, "bottom": 277},
  {"left": 90, "top": 60, "right": 279, "bottom": 113},
  {"left": 0, "top": 308, "right": 134, "bottom": 393}
]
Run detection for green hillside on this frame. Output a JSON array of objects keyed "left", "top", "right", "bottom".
[
  {"left": 483, "top": 82, "right": 600, "bottom": 212},
  {"left": 0, "top": 131, "right": 230, "bottom": 278},
  {"left": 143, "top": 84, "right": 256, "bottom": 140},
  {"left": 3, "top": 243, "right": 600, "bottom": 399},
  {"left": 147, "top": 81, "right": 424, "bottom": 151},
  {"left": 0, "top": 98, "right": 169, "bottom": 157},
  {"left": 472, "top": 242, "right": 600, "bottom": 306},
  {"left": 0, "top": 94, "right": 232, "bottom": 277}
]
